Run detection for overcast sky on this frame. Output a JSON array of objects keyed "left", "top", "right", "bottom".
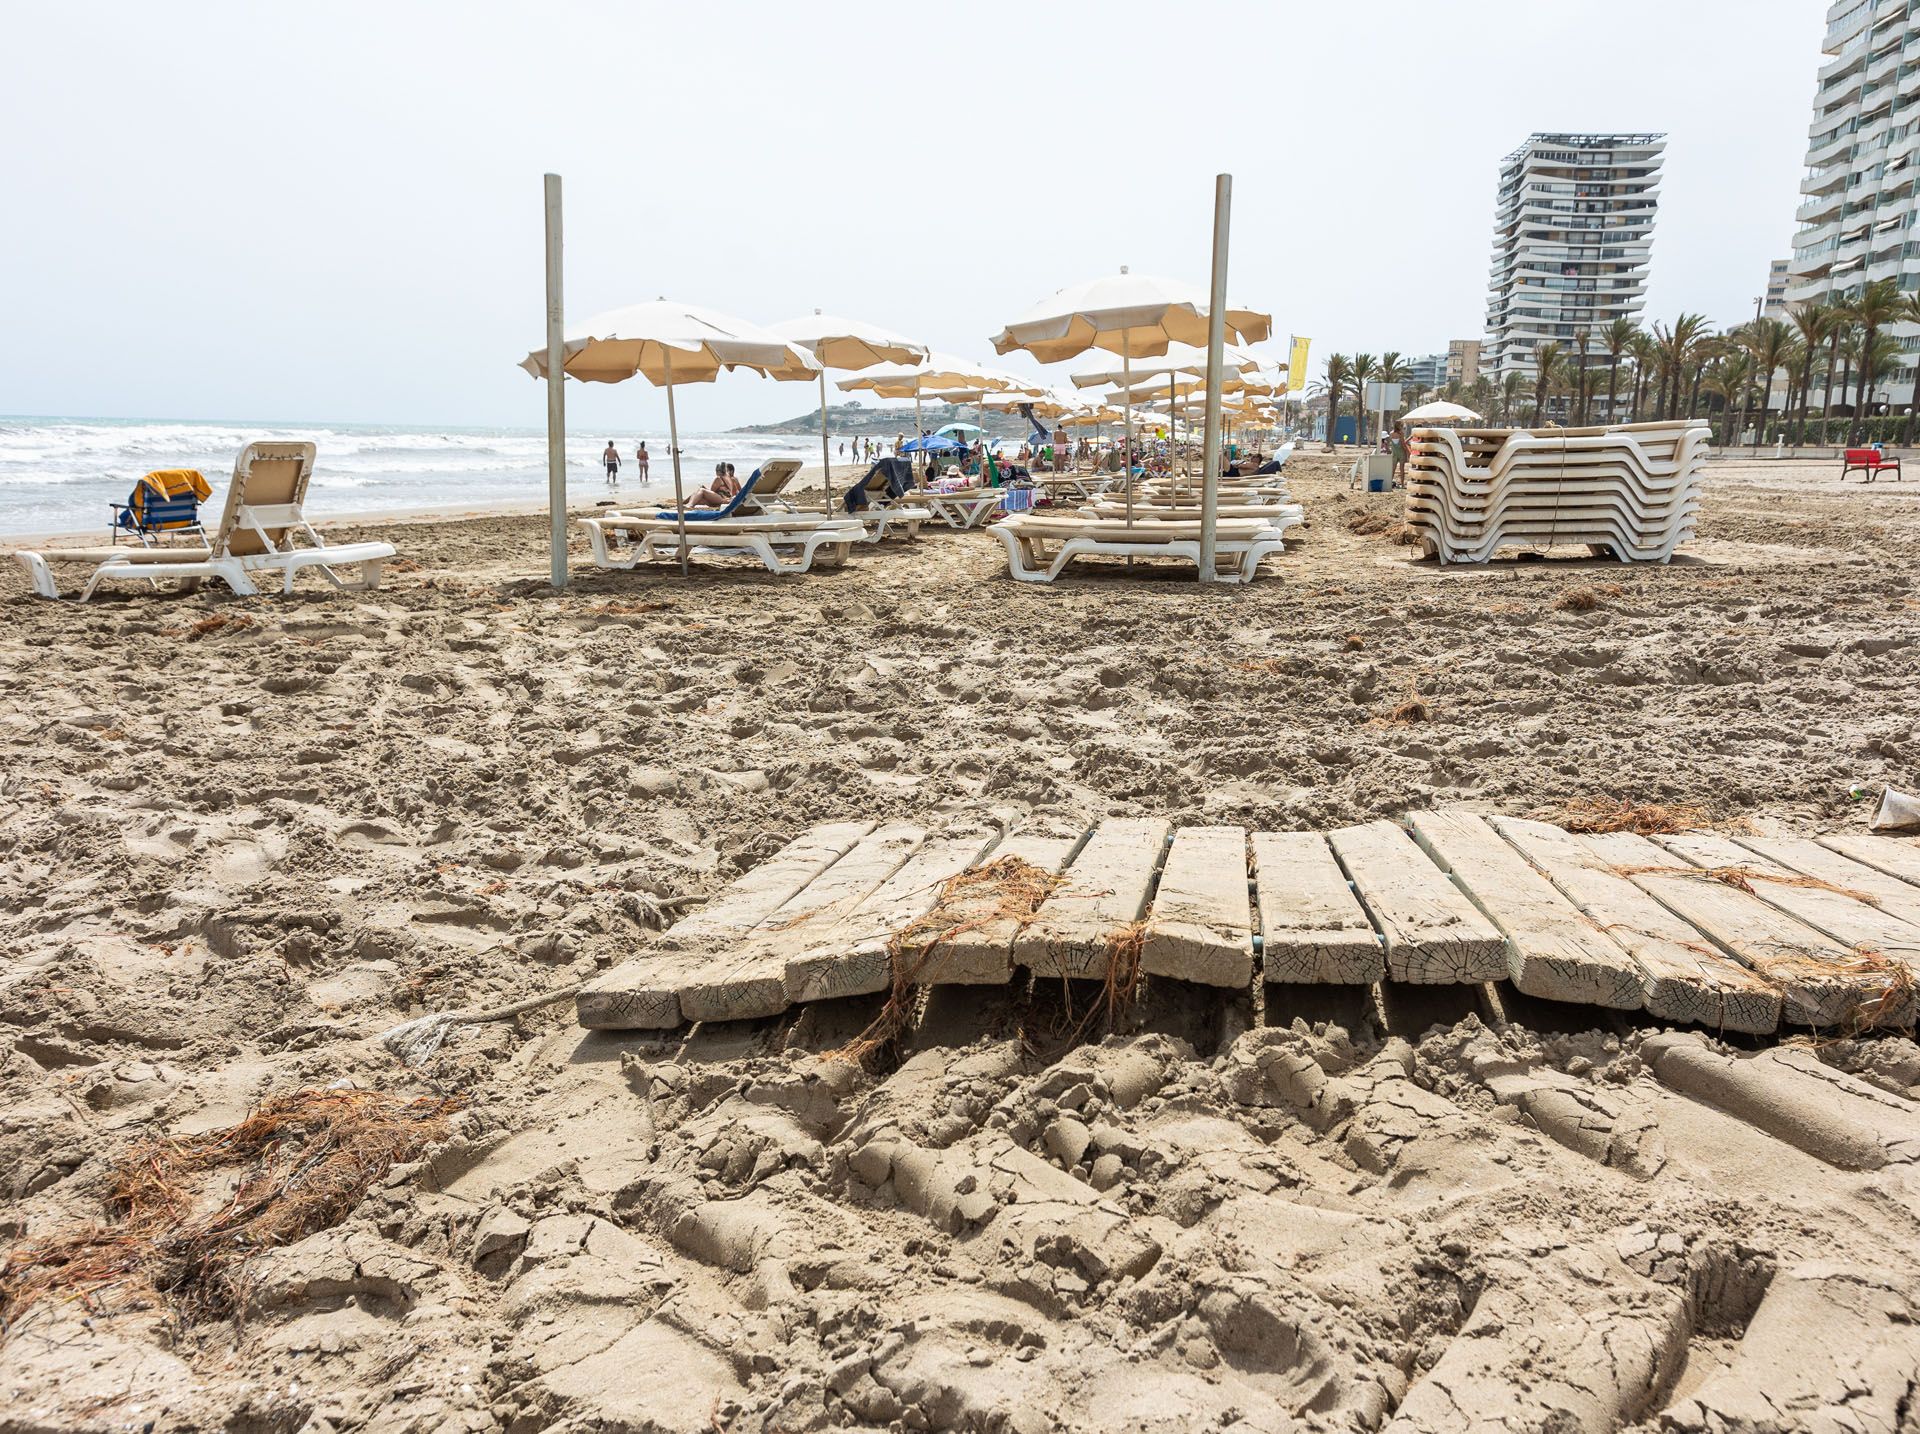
[{"left": 0, "top": 0, "right": 1824, "bottom": 433}]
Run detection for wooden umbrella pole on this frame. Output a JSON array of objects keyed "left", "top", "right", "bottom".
[
  {"left": 1170, "top": 371, "right": 1181, "bottom": 497},
  {"left": 818, "top": 369, "right": 833, "bottom": 516},
  {"left": 542, "top": 174, "right": 567, "bottom": 590},
  {"left": 1199, "top": 173, "right": 1232, "bottom": 583},
  {"left": 664, "top": 347, "right": 689, "bottom": 578},
  {"left": 1122, "top": 335, "right": 1134, "bottom": 529}
]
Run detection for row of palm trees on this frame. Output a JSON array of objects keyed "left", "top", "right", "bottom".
[{"left": 1312, "top": 278, "right": 1920, "bottom": 447}]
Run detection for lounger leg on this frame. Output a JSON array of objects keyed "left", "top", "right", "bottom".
[
  {"left": 15, "top": 552, "right": 59, "bottom": 600},
  {"left": 991, "top": 525, "right": 1042, "bottom": 582}
]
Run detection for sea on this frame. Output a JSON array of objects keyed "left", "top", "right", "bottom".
[{"left": 0, "top": 416, "right": 831, "bottom": 537}]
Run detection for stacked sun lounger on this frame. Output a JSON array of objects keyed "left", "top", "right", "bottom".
[{"left": 1404, "top": 419, "right": 1707, "bottom": 564}]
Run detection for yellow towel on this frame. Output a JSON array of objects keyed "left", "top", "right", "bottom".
[{"left": 128, "top": 468, "right": 212, "bottom": 527}]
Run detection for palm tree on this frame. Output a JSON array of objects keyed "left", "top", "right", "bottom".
[
  {"left": 1599, "top": 318, "right": 1637, "bottom": 424},
  {"left": 1787, "top": 301, "right": 1832, "bottom": 446},
  {"left": 1861, "top": 329, "right": 1901, "bottom": 435},
  {"left": 1902, "top": 292, "right": 1920, "bottom": 446},
  {"left": 1783, "top": 338, "right": 1810, "bottom": 443},
  {"left": 1318, "top": 352, "right": 1351, "bottom": 449},
  {"left": 1652, "top": 314, "right": 1711, "bottom": 419},
  {"left": 1348, "top": 353, "right": 1378, "bottom": 447},
  {"left": 1498, "top": 371, "right": 1526, "bottom": 425},
  {"left": 1702, "top": 352, "right": 1752, "bottom": 445},
  {"left": 1379, "top": 352, "right": 1412, "bottom": 417},
  {"left": 1467, "top": 374, "right": 1495, "bottom": 420},
  {"left": 1572, "top": 326, "right": 1594, "bottom": 424},
  {"left": 1531, "top": 342, "right": 1565, "bottom": 425},
  {"left": 1684, "top": 333, "right": 1723, "bottom": 420},
  {"left": 1849, "top": 278, "right": 1904, "bottom": 442},
  {"left": 1627, "top": 330, "right": 1659, "bottom": 422},
  {"left": 1742, "top": 317, "right": 1794, "bottom": 453}
]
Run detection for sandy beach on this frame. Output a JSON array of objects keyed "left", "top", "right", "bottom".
[{"left": 4, "top": 453, "right": 1920, "bottom": 1431}]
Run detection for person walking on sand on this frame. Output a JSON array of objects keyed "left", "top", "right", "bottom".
[
  {"left": 602, "top": 441, "right": 620, "bottom": 487},
  {"left": 1389, "top": 421, "right": 1410, "bottom": 484},
  {"left": 635, "top": 440, "right": 649, "bottom": 484}
]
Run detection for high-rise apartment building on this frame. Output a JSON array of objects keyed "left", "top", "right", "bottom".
[
  {"left": 1787, "top": 0, "right": 1920, "bottom": 404},
  {"left": 1403, "top": 353, "right": 1448, "bottom": 391},
  {"left": 1483, "top": 132, "right": 1665, "bottom": 402},
  {"left": 1446, "top": 339, "right": 1482, "bottom": 385},
  {"left": 1763, "top": 258, "right": 1791, "bottom": 317}
]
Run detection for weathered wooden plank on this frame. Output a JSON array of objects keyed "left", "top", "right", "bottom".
[
  {"left": 1326, "top": 820, "right": 1506, "bottom": 984},
  {"left": 918, "top": 830, "right": 1084, "bottom": 986},
  {"left": 1408, "top": 810, "right": 1646, "bottom": 1009},
  {"left": 1656, "top": 831, "right": 1920, "bottom": 1025},
  {"left": 1251, "top": 831, "right": 1383, "bottom": 984},
  {"left": 1734, "top": 834, "right": 1920, "bottom": 930},
  {"left": 1590, "top": 830, "right": 1887, "bottom": 1029},
  {"left": 577, "top": 820, "right": 876, "bottom": 1029},
  {"left": 1014, "top": 817, "right": 1170, "bottom": 980},
  {"left": 1489, "top": 816, "right": 1781, "bottom": 1034},
  {"left": 1813, "top": 832, "right": 1920, "bottom": 889},
  {"left": 1140, "top": 826, "right": 1252, "bottom": 988},
  {"left": 677, "top": 822, "right": 929, "bottom": 1023},
  {"left": 783, "top": 829, "right": 1004, "bottom": 1005}
]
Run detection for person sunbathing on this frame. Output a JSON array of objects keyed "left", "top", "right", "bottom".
[{"left": 682, "top": 462, "right": 741, "bottom": 509}]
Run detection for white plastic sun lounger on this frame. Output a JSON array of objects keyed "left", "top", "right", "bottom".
[
  {"left": 579, "top": 513, "right": 867, "bottom": 575},
  {"left": 14, "top": 442, "right": 396, "bottom": 600},
  {"left": 852, "top": 505, "right": 930, "bottom": 541},
  {"left": 921, "top": 489, "right": 1005, "bottom": 529},
  {"left": 990, "top": 514, "right": 1287, "bottom": 584},
  {"left": 1082, "top": 500, "right": 1305, "bottom": 534}
]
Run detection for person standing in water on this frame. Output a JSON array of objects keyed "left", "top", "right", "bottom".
[
  {"left": 602, "top": 441, "right": 620, "bottom": 486},
  {"left": 635, "top": 440, "right": 650, "bottom": 484}
]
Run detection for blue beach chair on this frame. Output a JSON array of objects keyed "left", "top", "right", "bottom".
[
  {"left": 657, "top": 459, "right": 801, "bottom": 521},
  {"left": 110, "top": 468, "right": 211, "bottom": 546}
]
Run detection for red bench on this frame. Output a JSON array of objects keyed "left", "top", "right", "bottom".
[{"left": 1841, "top": 447, "right": 1904, "bottom": 481}]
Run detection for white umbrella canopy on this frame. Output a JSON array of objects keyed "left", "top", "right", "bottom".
[
  {"left": 767, "top": 311, "right": 927, "bottom": 512},
  {"left": 995, "top": 271, "right": 1271, "bottom": 524},
  {"left": 1401, "top": 399, "right": 1485, "bottom": 424},
  {"left": 1220, "top": 365, "right": 1287, "bottom": 396},
  {"left": 1070, "top": 341, "right": 1263, "bottom": 389},
  {"left": 519, "top": 298, "right": 820, "bottom": 574},
  {"left": 519, "top": 298, "right": 820, "bottom": 384},
  {"left": 991, "top": 268, "right": 1273, "bottom": 363},
  {"left": 837, "top": 353, "right": 1020, "bottom": 472},
  {"left": 764, "top": 312, "right": 926, "bottom": 370},
  {"left": 837, "top": 352, "right": 1019, "bottom": 396}
]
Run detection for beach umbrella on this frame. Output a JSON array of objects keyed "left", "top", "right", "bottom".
[
  {"left": 1068, "top": 341, "right": 1262, "bottom": 389},
  {"left": 1094, "top": 355, "right": 1260, "bottom": 481},
  {"left": 1401, "top": 399, "right": 1484, "bottom": 425},
  {"left": 520, "top": 297, "right": 819, "bottom": 574},
  {"left": 935, "top": 422, "right": 987, "bottom": 436},
  {"left": 766, "top": 311, "right": 926, "bottom": 513},
  {"left": 993, "top": 267, "right": 1272, "bottom": 523},
  {"left": 839, "top": 354, "right": 1018, "bottom": 471}
]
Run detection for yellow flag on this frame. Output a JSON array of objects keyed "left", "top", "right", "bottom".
[{"left": 1287, "top": 336, "right": 1311, "bottom": 393}]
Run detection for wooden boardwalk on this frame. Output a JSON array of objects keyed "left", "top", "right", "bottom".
[{"left": 576, "top": 810, "right": 1920, "bottom": 1036}]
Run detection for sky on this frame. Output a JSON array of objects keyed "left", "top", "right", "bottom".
[{"left": 0, "top": 0, "right": 1826, "bottom": 433}]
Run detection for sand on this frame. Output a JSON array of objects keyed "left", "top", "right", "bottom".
[{"left": 2, "top": 453, "right": 1919, "bottom": 1431}]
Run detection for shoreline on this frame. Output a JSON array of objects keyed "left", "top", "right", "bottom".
[{"left": 0, "top": 461, "right": 869, "bottom": 546}]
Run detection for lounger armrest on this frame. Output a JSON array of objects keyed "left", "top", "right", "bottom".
[{"left": 237, "top": 502, "right": 325, "bottom": 553}]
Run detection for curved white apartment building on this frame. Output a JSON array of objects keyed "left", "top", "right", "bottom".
[
  {"left": 1788, "top": 0, "right": 1920, "bottom": 404},
  {"left": 1483, "top": 132, "right": 1666, "bottom": 401}
]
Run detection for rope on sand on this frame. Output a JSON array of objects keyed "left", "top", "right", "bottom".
[{"left": 377, "top": 983, "right": 585, "bottom": 1066}]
